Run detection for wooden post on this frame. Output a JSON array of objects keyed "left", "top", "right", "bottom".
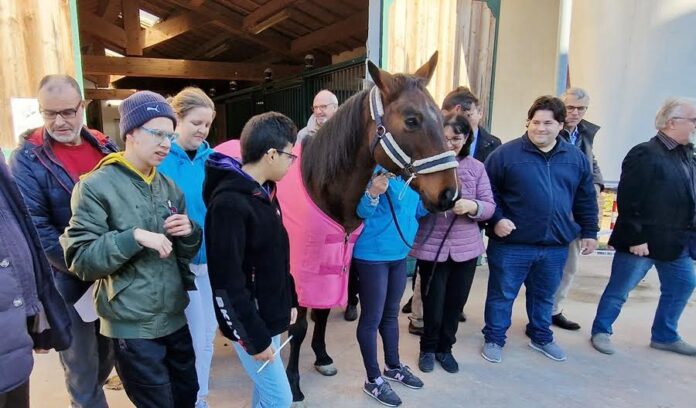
[{"left": 122, "top": 0, "right": 142, "bottom": 56}]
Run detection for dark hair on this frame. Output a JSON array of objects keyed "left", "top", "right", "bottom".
[
  {"left": 527, "top": 95, "right": 566, "bottom": 123},
  {"left": 442, "top": 86, "right": 479, "bottom": 111},
  {"left": 443, "top": 112, "right": 474, "bottom": 158},
  {"left": 38, "top": 74, "right": 82, "bottom": 96},
  {"left": 240, "top": 112, "right": 297, "bottom": 164}
]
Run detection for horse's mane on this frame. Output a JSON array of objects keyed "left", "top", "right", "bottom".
[{"left": 301, "top": 88, "right": 370, "bottom": 192}]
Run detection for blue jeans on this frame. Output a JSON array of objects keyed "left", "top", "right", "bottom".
[
  {"left": 592, "top": 250, "right": 696, "bottom": 343},
  {"left": 57, "top": 296, "right": 114, "bottom": 408},
  {"left": 184, "top": 264, "right": 218, "bottom": 400},
  {"left": 233, "top": 335, "right": 293, "bottom": 408},
  {"left": 355, "top": 258, "right": 407, "bottom": 380},
  {"left": 482, "top": 242, "right": 569, "bottom": 347}
]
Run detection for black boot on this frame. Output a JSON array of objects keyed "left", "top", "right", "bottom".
[
  {"left": 344, "top": 304, "right": 358, "bottom": 321},
  {"left": 402, "top": 296, "right": 413, "bottom": 314}
]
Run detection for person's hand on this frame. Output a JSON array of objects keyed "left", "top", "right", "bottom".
[
  {"left": 452, "top": 198, "right": 477, "bottom": 216},
  {"left": 253, "top": 344, "right": 275, "bottom": 362},
  {"left": 164, "top": 214, "right": 193, "bottom": 237},
  {"left": 494, "top": 219, "right": 516, "bottom": 238},
  {"left": 290, "top": 307, "right": 298, "bottom": 325},
  {"left": 134, "top": 229, "right": 172, "bottom": 258},
  {"left": 580, "top": 238, "right": 598, "bottom": 255},
  {"left": 629, "top": 243, "right": 649, "bottom": 257},
  {"left": 367, "top": 174, "right": 389, "bottom": 197}
]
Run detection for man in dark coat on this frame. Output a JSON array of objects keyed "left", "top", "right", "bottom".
[
  {"left": 591, "top": 97, "right": 696, "bottom": 356},
  {"left": 0, "top": 151, "right": 72, "bottom": 408}
]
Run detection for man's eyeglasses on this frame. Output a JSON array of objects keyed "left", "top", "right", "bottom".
[
  {"left": 674, "top": 117, "right": 696, "bottom": 125},
  {"left": 566, "top": 105, "right": 588, "bottom": 113},
  {"left": 40, "top": 101, "right": 83, "bottom": 120},
  {"left": 312, "top": 103, "right": 337, "bottom": 113},
  {"left": 277, "top": 150, "right": 298, "bottom": 164},
  {"left": 140, "top": 127, "right": 178, "bottom": 144}
]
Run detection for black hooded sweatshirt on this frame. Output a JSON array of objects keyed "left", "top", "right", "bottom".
[{"left": 203, "top": 152, "right": 297, "bottom": 355}]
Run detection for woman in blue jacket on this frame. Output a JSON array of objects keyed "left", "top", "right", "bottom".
[
  {"left": 354, "top": 167, "right": 427, "bottom": 407},
  {"left": 158, "top": 87, "right": 216, "bottom": 408}
]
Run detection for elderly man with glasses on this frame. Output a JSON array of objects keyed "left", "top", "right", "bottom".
[
  {"left": 9, "top": 75, "right": 118, "bottom": 408},
  {"left": 546, "top": 87, "right": 604, "bottom": 332},
  {"left": 297, "top": 89, "right": 339, "bottom": 143}
]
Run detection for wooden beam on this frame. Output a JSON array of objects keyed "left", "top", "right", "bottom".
[
  {"left": 184, "top": 29, "right": 232, "bottom": 59},
  {"left": 291, "top": 10, "right": 368, "bottom": 54},
  {"left": 243, "top": 0, "right": 299, "bottom": 31},
  {"left": 168, "top": 0, "right": 295, "bottom": 58},
  {"left": 247, "top": 9, "right": 292, "bottom": 35},
  {"left": 98, "top": 0, "right": 121, "bottom": 22},
  {"left": 85, "top": 88, "right": 137, "bottom": 100},
  {"left": 90, "top": 41, "right": 111, "bottom": 87},
  {"left": 82, "top": 55, "right": 303, "bottom": 81},
  {"left": 143, "top": 12, "right": 209, "bottom": 49},
  {"left": 122, "top": 0, "right": 142, "bottom": 56},
  {"left": 78, "top": 10, "right": 126, "bottom": 49}
]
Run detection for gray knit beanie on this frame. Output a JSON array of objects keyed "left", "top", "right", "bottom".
[{"left": 118, "top": 91, "right": 177, "bottom": 139}]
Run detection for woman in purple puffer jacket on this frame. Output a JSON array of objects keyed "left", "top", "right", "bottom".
[{"left": 410, "top": 112, "right": 496, "bottom": 374}]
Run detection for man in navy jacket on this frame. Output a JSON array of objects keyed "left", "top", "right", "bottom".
[{"left": 481, "top": 96, "right": 599, "bottom": 364}]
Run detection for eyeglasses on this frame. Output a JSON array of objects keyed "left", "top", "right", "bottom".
[
  {"left": 40, "top": 101, "right": 83, "bottom": 120},
  {"left": 139, "top": 127, "right": 178, "bottom": 144},
  {"left": 445, "top": 136, "right": 465, "bottom": 144},
  {"left": 566, "top": 105, "right": 588, "bottom": 113},
  {"left": 312, "top": 103, "right": 336, "bottom": 112},
  {"left": 674, "top": 117, "right": 696, "bottom": 125},
  {"left": 277, "top": 150, "right": 298, "bottom": 164}
]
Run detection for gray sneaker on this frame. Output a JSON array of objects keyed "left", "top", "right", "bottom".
[
  {"left": 591, "top": 333, "right": 616, "bottom": 355},
  {"left": 650, "top": 339, "right": 696, "bottom": 356},
  {"left": 481, "top": 342, "right": 502, "bottom": 363},
  {"left": 529, "top": 341, "right": 567, "bottom": 361},
  {"left": 363, "top": 377, "right": 402, "bottom": 407},
  {"left": 383, "top": 365, "right": 424, "bottom": 389}
]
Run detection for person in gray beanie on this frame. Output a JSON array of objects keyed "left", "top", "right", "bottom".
[{"left": 60, "top": 90, "right": 203, "bottom": 408}]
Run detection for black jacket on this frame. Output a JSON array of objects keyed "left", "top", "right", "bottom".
[
  {"left": 204, "top": 152, "right": 297, "bottom": 355},
  {"left": 560, "top": 119, "right": 604, "bottom": 189},
  {"left": 0, "top": 153, "right": 72, "bottom": 392},
  {"left": 473, "top": 127, "right": 502, "bottom": 163},
  {"left": 609, "top": 134, "right": 694, "bottom": 261}
]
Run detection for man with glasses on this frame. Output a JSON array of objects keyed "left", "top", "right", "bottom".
[
  {"left": 297, "top": 89, "right": 338, "bottom": 143},
  {"left": 60, "top": 91, "right": 203, "bottom": 407},
  {"left": 591, "top": 97, "right": 696, "bottom": 356},
  {"left": 550, "top": 87, "right": 604, "bottom": 331},
  {"left": 9, "top": 75, "right": 117, "bottom": 408}
]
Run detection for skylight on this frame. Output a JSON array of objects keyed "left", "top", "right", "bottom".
[{"left": 139, "top": 9, "right": 161, "bottom": 28}]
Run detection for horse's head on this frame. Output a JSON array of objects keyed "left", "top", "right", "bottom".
[{"left": 367, "top": 52, "right": 459, "bottom": 212}]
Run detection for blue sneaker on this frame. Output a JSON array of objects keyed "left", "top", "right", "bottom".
[
  {"left": 481, "top": 342, "right": 502, "bottom": 363},
  {"left": 363, "top": 377, "right": 402, "bottom": 407},
  {"left": 529, "top": 341, "right": 567, "bottom": 361},
  {"left": 383, "top": 365, "right": 424, "bottom": 389}
]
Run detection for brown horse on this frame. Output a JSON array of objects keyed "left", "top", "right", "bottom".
[{"left": 286, "top": 52, "right": 459, "bottom": 403}]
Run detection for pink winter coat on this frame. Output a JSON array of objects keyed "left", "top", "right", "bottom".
[{"left": 410, "top": 156, "right": 495, "bottom": 262}]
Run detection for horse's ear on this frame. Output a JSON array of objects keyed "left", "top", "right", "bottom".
[
  {"left": 367, "top": 61, "right": 394, "bottom": 95},
  {"left": 413, "top": 51, "right": 438, "bottom": 85}
]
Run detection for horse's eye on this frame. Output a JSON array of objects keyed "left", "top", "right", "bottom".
[{"left": 404, "top": 117, "right": 419, "bottom": 128}]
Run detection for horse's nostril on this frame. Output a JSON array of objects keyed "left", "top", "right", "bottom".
[{"left": 438, "top": 188, "right": 457, "bottom": 211}]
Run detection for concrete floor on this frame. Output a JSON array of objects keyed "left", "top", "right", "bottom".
[{"left": 30, "top": 255, "right": 696, "bottom": 408}]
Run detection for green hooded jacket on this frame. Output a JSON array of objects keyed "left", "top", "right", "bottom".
[{"left": 60, "top": 153, "right": 202, "bottom": 339}]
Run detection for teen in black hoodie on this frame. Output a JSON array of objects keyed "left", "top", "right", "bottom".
[{"left": 204, "top": 112, "right": 298, "bottom": 407}]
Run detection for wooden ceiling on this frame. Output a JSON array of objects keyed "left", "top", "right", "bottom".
[{"left": 78, "top": 0, "right": 369, "bottom": 97}]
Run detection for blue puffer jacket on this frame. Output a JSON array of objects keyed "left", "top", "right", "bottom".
[
  {"left": 353, "top": 167, "right": 429, "bottom": 262},
  {"left": 484, "top": 134, "right": 599, "bottom": 246},
  {"left": 158, "top": 141, "right": 213, "bottom": 265},
  {"left": 9, "top": 127, "right": 118, "bottom": 303}
]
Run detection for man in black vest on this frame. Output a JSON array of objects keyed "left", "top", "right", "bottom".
[
  {"left": 591, "top": 97, "right": 696, "bottom": 356},
  {"left": 552, "top": 87, "right": 604, "bottom": 330}
]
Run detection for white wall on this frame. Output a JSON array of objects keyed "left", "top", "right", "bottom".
[
  {"left": 569, "top": 0, "right": 696, "bottom": 183},
  {"left": 490, "top": 0, "right": 562, "bottom": 141}
]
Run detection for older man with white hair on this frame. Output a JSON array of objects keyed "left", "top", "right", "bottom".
[
  {"left": 297, "top": 89, "right": 339, "bottom": 143},
  {"left": 591, "top": 97, "right": 696, "bottom": 356},
  {"left": 550, "top": 87, "right": 604, "bottom": 331}
]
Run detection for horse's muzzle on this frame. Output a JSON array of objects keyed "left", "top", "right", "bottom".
[{"left": 436, "top": 187, "right": 458, "bottom": 212}]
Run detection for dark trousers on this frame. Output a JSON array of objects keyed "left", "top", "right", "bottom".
[
  {"left": 0, "top": 380, "right": 29, "bottom": 408},
  {"left": 355, "top": 258, "right": 407, "bottom": 380},
  {"left": 347, "top": 260, "right": 360, "bottom": 306},
  {"left": 418, "top": 257, "right": 477, "bottom": 353},
  {"left": 113, "top": 325, "right": 198, "bottom": 408}
]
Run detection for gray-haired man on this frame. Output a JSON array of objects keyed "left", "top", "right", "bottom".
[{"left": 551, "top": 87, "right": 603, "bottom": 330}]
